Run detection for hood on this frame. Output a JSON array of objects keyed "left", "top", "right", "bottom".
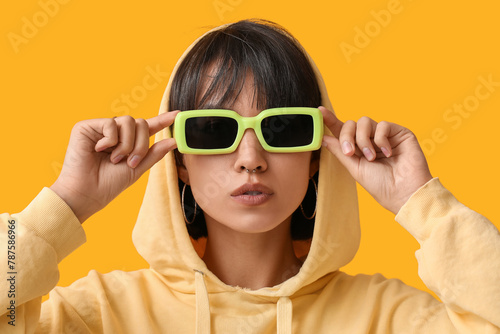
[{"left": 132, "top": 22, "right": 360, "bottom": 299}]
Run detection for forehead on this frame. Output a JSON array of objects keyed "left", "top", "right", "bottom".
[{"left": 198, "top": 64, "right": 261, "bottom": 117}]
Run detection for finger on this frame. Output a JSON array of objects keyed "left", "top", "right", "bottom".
[
  {"left": 111, "top": 116, "right": 136, "bottom": 163},
  {"left": 134, "top": 138, "right": 177, "bottom": 176},
  {"left": 373, "top": 121, "right": 393, "bottom": 157},
  {"left": 322, "top": 135, "right": 360, "bottom": 175},
  {"left": 94, "top": 119, "right": 118, "bottom": 152},
  {"left": 127, "top": 118, "right": 150, "bottom": 168},
  {"left": 147, "top": 110, "right": 181, "bottom": 136},
  {"left": 355, "top": 116, "right": 378, "bottom": 161},
  {"left": 319, "top": 106, "right": 343, "bottom": 138},
  {"left": 338, "top": 120, "right": 357, "bottom": 156}
]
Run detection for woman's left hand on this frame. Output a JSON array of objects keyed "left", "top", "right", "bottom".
[{"left": 320, "top": 106, "right": 433, "bottom": 214}]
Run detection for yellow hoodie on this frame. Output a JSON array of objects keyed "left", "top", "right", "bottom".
[{"left": 1, "top": 22, "right": 500, "bottom": 334}]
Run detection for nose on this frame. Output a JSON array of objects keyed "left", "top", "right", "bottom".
[{"left": 233, "top": 129, "right": 268, "bottom": 173}]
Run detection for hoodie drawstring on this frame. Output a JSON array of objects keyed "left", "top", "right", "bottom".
[
  {"left": 194, "top": 270, "right": 211, "bottom": 334},
  {"left": 277, "top": 296, "right": 292, "bottom": 334},
  {"left": 194, "top": 270, "right": 292, "bottom": 334}
]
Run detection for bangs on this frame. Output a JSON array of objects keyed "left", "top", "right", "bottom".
[{"left": 169, "top": 19, "right": 321, "bottom": 112}]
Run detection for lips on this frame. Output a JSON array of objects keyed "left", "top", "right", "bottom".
[{"left": 230, "top": 183, "right": 274, "bottom": 206}]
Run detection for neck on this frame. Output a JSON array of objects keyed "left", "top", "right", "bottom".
[{"left": 202, "top": 217, "right": 302, "bottom": 290}]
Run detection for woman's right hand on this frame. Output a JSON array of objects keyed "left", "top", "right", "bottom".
[{"left": 50, "top": 111, "right": 180, "bottom": 223}]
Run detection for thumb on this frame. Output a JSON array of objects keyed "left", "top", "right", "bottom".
[
  {"left": 134, "top": 138, "right": 177, "bottom": 177},
  {"left": 322, "top": 135, "right": 359, "bottom": 177}
]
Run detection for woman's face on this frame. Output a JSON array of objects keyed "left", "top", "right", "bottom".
[{"left": 177, "top": 76, "right": 318, "bottom": 235}]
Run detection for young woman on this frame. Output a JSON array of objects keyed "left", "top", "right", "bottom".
[{"left": 1, "top": 19, "right": 499, "bottom": 333}]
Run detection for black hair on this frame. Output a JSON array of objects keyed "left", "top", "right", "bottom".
[{"left": 169, "top": 19, "right": 322, "bottom": 240}]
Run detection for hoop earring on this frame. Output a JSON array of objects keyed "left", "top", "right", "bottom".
[
  {"left": 182, "top": 183, "right": 197, "bottom": 224},
  {"left": 300, "top": 178, "right": 317, "bottom": 220}
]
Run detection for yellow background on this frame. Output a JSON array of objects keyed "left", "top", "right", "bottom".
[{"left": 1, "top": 0, "right": 499, "bottom": 302}]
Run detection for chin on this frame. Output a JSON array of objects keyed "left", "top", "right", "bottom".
[
  {"left": 211, "top": 212, "right": 292, "bottom": 235},
  {"left": 232, "top": 224, "right": 281, "bottom": 235}
]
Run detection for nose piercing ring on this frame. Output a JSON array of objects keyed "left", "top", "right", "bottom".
[{"left": 245, "top": 168, "right": 257, "bottom": 173}]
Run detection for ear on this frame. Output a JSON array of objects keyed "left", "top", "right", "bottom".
[
  {"left": 177, "top": 164, "right": 190, "bottom": 185},
  {"left": 174, "top": 150, "right": 190, "bottom": 184},
  {"left": 176, "top": 153, "right": 190, "bottom": 185},
  {"left": 309, "top": 150, "right": 320, "bottom": 178}
]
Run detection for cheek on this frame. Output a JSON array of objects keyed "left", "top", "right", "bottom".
[
  {"left": 273, "top": 152, "right": 312, "bottom": 178},
  {"left": 269, "top": 153, "right": 312, "bottom": 201},
  {"left": 183, "top": 155, "right": 230, "bottom": 208},
  {"left": 183, "top": 155, "right": 221, "bottom": 180}
]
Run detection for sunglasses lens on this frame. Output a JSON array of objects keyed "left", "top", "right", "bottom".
[
  {"left": 261, "top": 115, "right": 314, "bottom": 147},
  {"left": 185, "top": 117, "right": 238, "bottom": 149}
]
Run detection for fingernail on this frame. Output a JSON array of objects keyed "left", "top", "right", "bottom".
[
  {"left": 112, "top": 155, "right": 124, "bottom": 164},
  {"left": 362, "top": 147, "right": 374, "bottom": 160},
  {"left": 322, "top": 140, "right": 328, "bottom": 147},
  {"left": 342, "top": 141, "right": 353, "bottom": 154},
  {"left": 129, "top": 155, "right": 140, "bottom": 168},
  {"left": 381, "top": 147, "right": 391, "bottom": 157}
]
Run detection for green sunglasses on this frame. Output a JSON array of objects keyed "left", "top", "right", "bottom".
[{"left": 173, "top": 107, "right": 324, "bottom": 154}]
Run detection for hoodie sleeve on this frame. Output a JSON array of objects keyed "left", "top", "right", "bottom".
[
  {"left": 395, "top": 177, "right": 500, "bottom": 332},
  {"left": 0, "top": 188, "right": 86, "bottom": 333}
]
